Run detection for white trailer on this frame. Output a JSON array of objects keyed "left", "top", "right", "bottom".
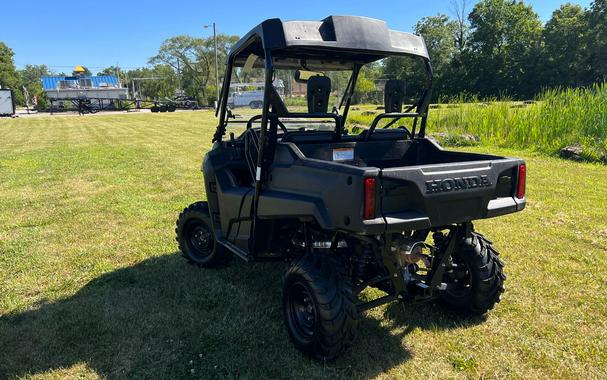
[
  {"left": 227, "top": 90, "right": 265, "bottom": 108},
  {"left": 0, "top": 89, "right": 16, "bottom": 117},
  {"left": 227, "top": 79, "right": 284, "bottom": 109}
]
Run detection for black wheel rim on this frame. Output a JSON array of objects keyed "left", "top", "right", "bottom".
[
  {"left": 445, "top": 259, "right": 472, "bottom": 298},
  {"left": 185, "top": 220, "right": 214, "bottom": 260},
  {"left": 287, "top": 282, "right": 317, "bottom": 340}
]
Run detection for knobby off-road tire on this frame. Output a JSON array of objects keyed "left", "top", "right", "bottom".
[
  {"left": 283, "top": 253, "right": 358, "bottom": 360},
  {"left": 175, "top": 202, "right": 232, "bottom": 267},
  {"left": 440, "top": 232, "right": 506, "bottom": 315}
]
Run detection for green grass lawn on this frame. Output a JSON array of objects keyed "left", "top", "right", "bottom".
[{"left": 1, "top": 111, "right": 606, "bottom": 379}]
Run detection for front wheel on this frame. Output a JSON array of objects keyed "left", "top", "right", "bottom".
[
  {"left": 175, "top": 202, "right": 232, "bottom": 267},
  {"left": 440, "top": 232, "right": 506, "bottom": 314},
  {"left": 283, "top": 253, "right": 358, "bottom": 360}
]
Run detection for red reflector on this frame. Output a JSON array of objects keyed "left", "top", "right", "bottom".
[
  {"left": 516, "top": 164, "right": 526, "bottom": 199},
  {"left": 363, "top": 178, "right": 376, "bottom": 220}
]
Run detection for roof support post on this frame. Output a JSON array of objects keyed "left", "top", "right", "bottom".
[
  {"left": 250, "top": 49, "right": 274, "bottom": 256},
  {"left": 339, "top": 65, "right": 361, "bottom": 135},
  {"left": 213, "top": 56, "right": 234, "bottom": 142},
  {"left": 418, "top": 59, "right": 434, "bottom": 138}
]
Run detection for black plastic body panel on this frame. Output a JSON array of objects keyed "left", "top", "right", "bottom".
[{"left": 202, "top": 136, "right": 526, "bottom": 244}]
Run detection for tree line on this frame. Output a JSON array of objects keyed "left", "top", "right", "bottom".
[
  {"left": 0, "top": 34, "right": 238, "bottom": 108},
  {"left": 406, "top": 0, "right": 607, "bottom": 100},
  {"left": 1, "top": 0, "right": 606, "bottom": 107}
]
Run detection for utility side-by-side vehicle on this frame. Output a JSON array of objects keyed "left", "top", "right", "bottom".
[{"left": 176, "top": 16, "right": 526, "bottom": 360}]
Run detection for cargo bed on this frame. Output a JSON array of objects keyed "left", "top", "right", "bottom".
[
  {"left": 270, "top": 136, "right": 526, "bottom": 232},
  {"left": 289, "top": 135, "right": 503, "bottom": 168}
]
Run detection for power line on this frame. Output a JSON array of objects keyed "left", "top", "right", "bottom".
[{"left": 15, "top": 62, "right": 149, "bottom": 70}]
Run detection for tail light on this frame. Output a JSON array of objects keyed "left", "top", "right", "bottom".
[
  {"left": 363, "top": 178, "right": 376, "bottom": 219},
  {"left": 516, "top": 164, "right": 526, "bottom": 199}
]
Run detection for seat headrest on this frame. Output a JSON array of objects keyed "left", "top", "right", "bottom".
[
  {"left": 307, "top": 76, "right": 332, "bottom": 114},
  {"left": 384, "top": 79, "right": 406, "bottom": 113}
]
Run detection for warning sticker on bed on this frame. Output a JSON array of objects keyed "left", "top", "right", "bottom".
[{"left": 332, "top": 148, "right": 354, "bottom": 161}]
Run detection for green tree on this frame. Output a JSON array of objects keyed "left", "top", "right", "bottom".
[
  {"left": 149, "top": 34, "right": 239, "bottom": 102},
  {"left": 450, "top": 0, "right": 471, "bottom": 53},
  {"left": 542, "top": 4, "right": 590, "bottom": 88},
  {"left": 466, "top": 0, "right": 543, "bottom": 98},
  {"left": 126, "top": 65, "right": 177, "bottom": 100},
  {"left": 416, "top": 15, "right": 458, "bottom": 69},
  {"left": 353, "top": 71, "right": 376, "bottom": 104},
  {"left": 97, "top": 66, "right": 120, "bottom": 76},
  {"left": 202, "top": 34, "right": 240, "bottom": 84},
  {"left": 18, "top": 64, "right": 50, "bottom": 109},
  {"left": 414, "top": 14, "right": 460, "bottom": 96},
  {"left": 382, "top": 56, "right": 428, "bottom": 102},
  {"left": 0, "top": 42, "right": 23, "bottom": 104},
  {"left": 587, "top": 0, "right": 607, "bottom": 81}
]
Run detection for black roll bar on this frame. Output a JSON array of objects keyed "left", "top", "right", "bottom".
[{"left": 250, "top": 49, "right": 275, "bottom": 256}]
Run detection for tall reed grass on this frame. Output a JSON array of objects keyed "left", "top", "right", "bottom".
[{"left": 429, "top": 83, "right": 607, "bottom": 160}]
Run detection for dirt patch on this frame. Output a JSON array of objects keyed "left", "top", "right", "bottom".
[
  {"left": 525, "top": 200, "right": 543, "bottom": 210},
  {"left": 543, "top": 212, "right": 570, "bottom": 227}
]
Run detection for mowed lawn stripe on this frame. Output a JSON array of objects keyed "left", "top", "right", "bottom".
[{"left": 0, "top": 112, "right": 605, "bottom": 379}]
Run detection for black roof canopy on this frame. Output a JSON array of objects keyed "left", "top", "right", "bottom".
[{"left": 230, "top": 16, "right": 429, "bottom": 70}]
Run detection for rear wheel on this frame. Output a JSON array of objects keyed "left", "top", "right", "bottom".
[
  {"left": 176, "top": 202, "right": 232, "bottom": 267},
  {"left": 283, "top": 253, "right": 358, "bottom": 360},
  {"left": 440, "top": 232, "right": 505, "bottom": 314}
]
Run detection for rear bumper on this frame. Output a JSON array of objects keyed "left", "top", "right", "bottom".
[
  {"left": 486, "top": 196, "right": 526, "bottom": 217},
  {"left": 369, "top": 158, "right": 526, "bottom": 233},
  {"left": 359, "top": 196, "right": 525, "bottom": 234}
]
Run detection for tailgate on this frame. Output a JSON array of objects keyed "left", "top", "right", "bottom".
[{"left": 379, "top": 159, "right": 525, "bottom": 230}]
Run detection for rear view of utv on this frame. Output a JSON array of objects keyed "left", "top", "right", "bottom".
[{"left": 176, "top": 16, "right": 526, "bottom": 360}]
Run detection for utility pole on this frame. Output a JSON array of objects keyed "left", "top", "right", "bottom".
[
  {"left": 115, "top": 62, "right": 120, "bottom": 87},
  {"left": 204, "top": 22, "right": 220, "bottom": 106},
  {"left": 213, "top": 23, "right": 219, "bottom": 104}
]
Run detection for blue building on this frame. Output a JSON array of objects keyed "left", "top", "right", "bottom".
[{"left": 41, "top": 73, "right": 129, "bottom": 109}]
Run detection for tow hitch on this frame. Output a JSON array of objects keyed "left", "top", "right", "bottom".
[{"left": 356, "top": 225, "right": 466, "bottom": 313}]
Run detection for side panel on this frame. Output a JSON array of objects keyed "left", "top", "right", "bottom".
[
  {"left": 202, "top": 143, "right": 253, "bottom": 249},
  {"left": 202, "top": 147, "right": 222, "bottom": 231},
  {"left": 264, "top": 143, "right": 383, "bottom": 233}
]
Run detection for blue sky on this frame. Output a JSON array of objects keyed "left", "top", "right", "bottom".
[{"left": 1, "top": 0, "right": 592, "bottom": 72}]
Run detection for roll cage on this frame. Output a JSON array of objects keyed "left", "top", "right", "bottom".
[{"left": 211, "top": 16, "right": 434, "bottom": 236}]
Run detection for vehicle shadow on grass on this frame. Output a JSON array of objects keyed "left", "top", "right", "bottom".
[{"left": 0, "top": 254, "right": 482, "bottom": 379}]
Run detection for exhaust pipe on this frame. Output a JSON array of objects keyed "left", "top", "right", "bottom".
[{"left": 391, "top": 236, "right": 431, "bottom": 267}]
